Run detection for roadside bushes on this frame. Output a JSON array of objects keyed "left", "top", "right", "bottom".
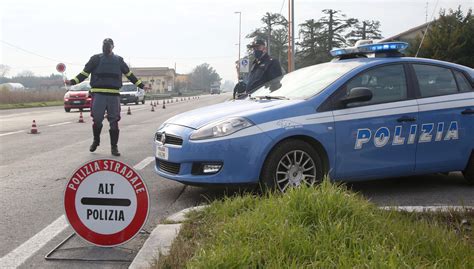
[{"left": 0, "top": 87, "right": 64, "bottom": 104}]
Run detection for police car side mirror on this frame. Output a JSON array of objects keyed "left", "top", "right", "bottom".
[{"left": 341, "top": 87, "right": 372, "bottom": 106}]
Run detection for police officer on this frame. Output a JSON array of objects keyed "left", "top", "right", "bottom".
[
  {"left": 246, "top": 39, "right": 283, "bottom": 94},
  {"left": 233, "top": 76, "right": 246, "bottom": 99},
  {"left": 66, "top": 38, "right": 145, "bottom": 156}
]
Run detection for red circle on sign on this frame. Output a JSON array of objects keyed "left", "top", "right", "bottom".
[
  {"left": 56, "top": 63, "right": 66, "bottom": 73},
  {"left": 64, "top": 159, "right": 149, "bottom": 247}
]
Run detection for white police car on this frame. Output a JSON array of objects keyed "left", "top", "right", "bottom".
[{"left": 154, "top": 42, "right": 474, "bottom": 192}]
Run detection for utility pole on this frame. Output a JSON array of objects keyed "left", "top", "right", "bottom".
[
  {"left": 287, "top": 0, "right": 295, "bottom": 72},
  {"left": 291, "top": 0, "right": 295, "bottom": 71},
  {"left": 235, "top": 11, "right": 242, "bottom": 79},
  {"left": 425, "top": 2, "right": 429, "bottom": 23}
]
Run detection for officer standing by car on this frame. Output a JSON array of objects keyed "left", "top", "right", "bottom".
[
  {"left": 66, "top": 38, "right": 145, "bottom": 156},
  {"left": 233, "top": 76, "right": 246, "bottom": 99},
  {"left": 246, "top": 39, "right": 283, "bottom": 94}
]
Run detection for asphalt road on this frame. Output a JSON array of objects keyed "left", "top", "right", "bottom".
[{"left": 1, "top": 92, "right": 473, "bottom": 268}]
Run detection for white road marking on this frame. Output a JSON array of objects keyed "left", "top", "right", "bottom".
[
  {"left": 0, "top": 130, "right": 25, "bottom": 137},
  {"left": 133, "top": 156, "right": 155, "bottom": 170},
  {"left": 0, "top": 215, "right": 69, "bottom": 268},
  {"left": 47, "top": 121, "right": 72, "bottom": 127}
]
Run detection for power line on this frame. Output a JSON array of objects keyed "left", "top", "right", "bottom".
[
  {"left": 279, "top": 0, "right": 287, "bottom": 15},
  {"left": 415, "top": 0, "right": 440, "bottom": 57},
  {"left": 0, "top": 39, "right": 82, "bottom": 66},
  {"left": 132, "top": 55, "right": 235, "bottom": 60}
]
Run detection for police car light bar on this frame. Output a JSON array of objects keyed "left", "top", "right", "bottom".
[{"left": 330, "top": 42, "right": 409, "bottom": 57}]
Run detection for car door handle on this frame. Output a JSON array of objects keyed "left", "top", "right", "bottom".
[
  {"left": 461, "top": 108, "right": 474, "bottom": 115},
  {"left": 397, "top": 116, "right": 416, "bottom": 122}
]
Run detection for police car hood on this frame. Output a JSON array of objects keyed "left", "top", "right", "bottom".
[{"left": 165, "top": 99, "right": 303, "bottom": 129}]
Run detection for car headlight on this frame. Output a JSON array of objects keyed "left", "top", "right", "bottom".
[{"left": 190, "top": 117, "right": 254, "bottom": 140}]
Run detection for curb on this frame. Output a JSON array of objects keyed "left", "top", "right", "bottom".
[
  {"left": 379, "top": 205, "right": 474, "bottom": 212},
  {"left": 128, "top": 206, "right": 206, "bottom": 269}
]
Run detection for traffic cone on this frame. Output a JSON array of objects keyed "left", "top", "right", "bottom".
[
  {"left": 127, "top": 106, "right": 132, "bottom": 115},
  {"left": 78, "top": 112, "right": 85, "bottom": 123},
  {"left": 29, "top": 120, "right": 39, "bottom": 134},
  {"left": 151, "top": 104, "right": 155, "bottom": 112}
]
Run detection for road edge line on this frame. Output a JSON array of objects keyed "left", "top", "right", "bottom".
[{"left": 0, "top": 215, "right": 68, "bottom": 268}]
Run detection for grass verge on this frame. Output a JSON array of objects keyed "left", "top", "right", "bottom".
[
  {"left": 156, "top": 181, "right": 473, "bottom": 268},
  {"left": 0, "top": 100, "right": 63, "bottom": 110}
]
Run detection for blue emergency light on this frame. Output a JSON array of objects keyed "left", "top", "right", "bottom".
[{"left": 330, "top": 42, "right": 409, "bottom": 57}]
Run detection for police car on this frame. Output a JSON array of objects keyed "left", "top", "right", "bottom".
[{"left": 154, "top": 42, "right": 474, "bottom": 192}]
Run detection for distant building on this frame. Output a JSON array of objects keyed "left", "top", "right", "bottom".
[
  {"left": 126, "top": 67, "right": 176, "bottom": 93},
  {"left": 381, "top": 22, "right": 431, "bottom": 42},
  {"left": 0, "top": 83, "right": 25, "bottom": 91}
]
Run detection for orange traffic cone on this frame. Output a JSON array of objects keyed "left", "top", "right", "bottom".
[
  {"left": 127, "top": 106, "right": 132, "bottom": 115},
  {"left": 151, "top": 104, "right": 155, "bottom": 112},
  {"left": 78, "top": 112, "right": 85, "bottom": 123},
  {"left": 29, "top": 120, "right": 39, "bottom": 134}
]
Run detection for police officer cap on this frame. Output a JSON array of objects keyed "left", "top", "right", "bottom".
[
  {"left": 103, "top": 38, "right": 114, "bottom": 46},
  {"left": 248, "top": 39, "right": 266, "bottom": 48}
]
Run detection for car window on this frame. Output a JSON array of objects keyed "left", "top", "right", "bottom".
[
  {"left": 120, "top": 84, "right": 137, "bottom": 92},
  {"left": 250, "top": 61, "right": 362, "bottom": 99},
  {"left": 70, "top": 82, "right": 91, "bottom": 91},
  {"left": 344, "top": 64, "right": 407, "bottom": 107},
  {"left": 453, "top": 70, "right": 473, "bottom": 92},
  {"left": 413, "top": 64, "right": 458, "bottom": 97}
]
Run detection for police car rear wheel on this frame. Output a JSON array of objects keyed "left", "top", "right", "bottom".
[
  {"left": 463, "top": 153, "right": 474, "bottom": 185},
  {"left": 261, "top": 139, "right": 323, "bottom": 193}
]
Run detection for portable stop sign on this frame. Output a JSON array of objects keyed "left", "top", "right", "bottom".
[
  {"left": 56, "top": 63, "right": 66, "bottom": 73},
  {"left": 64, "top": 159, "right": 149, "bottom": 247}
]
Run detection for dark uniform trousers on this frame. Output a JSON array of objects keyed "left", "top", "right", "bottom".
[{"left": 91, "top": 93, "right": 121, "bottom": 131}]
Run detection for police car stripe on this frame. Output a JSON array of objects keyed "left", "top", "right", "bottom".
[
  {"left": 332, "top": 100, "right": 418, "bottom": 116},
  {"left": 334, "top": 106, "right": 418, "bottom": 122},
  {"left": 419, "top": 98, "right": 474, "bottom": 112},
  {"left": 191, "top": 94, "right": 473, "bottom": 143}
]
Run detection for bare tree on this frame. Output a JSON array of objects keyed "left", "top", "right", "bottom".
[
  {"left": 318, "top": 9, "right": 357, "bottom": 50},
  {"left": 0, "top": 64, "right": 10, "bottom": 78},
  {"left": 346, "top": 20, "right": 383, "bottom": 45}
]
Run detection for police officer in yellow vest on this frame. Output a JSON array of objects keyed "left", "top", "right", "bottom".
[{"left": 66, "top": 38, "right": 144, "bottom": 156}]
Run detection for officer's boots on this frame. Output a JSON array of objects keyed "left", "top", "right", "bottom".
[
  {"left": 110, "top": 129, "right": 121, "bottom": 156},
  {"left": 90, "top": 125, "right": 102, "bottom": 152}
]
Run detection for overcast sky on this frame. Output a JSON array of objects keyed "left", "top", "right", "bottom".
[{"left": 0, "top": 0, "right": 472, "bottom": 83}]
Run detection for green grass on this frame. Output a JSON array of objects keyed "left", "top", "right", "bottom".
[
  {"left": 156, "top": 181, "right": 473, "bottom": 268},
  {"left": 0, "top": 100, "right": 63, "bottom": 110}
]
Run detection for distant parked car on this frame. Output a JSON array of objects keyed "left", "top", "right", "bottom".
[
  {"left": 120, "top": 82, "right": 145, "bottom": 105},
  {"left": 64, "top": 81, "right": 91, "bottom": 112}
]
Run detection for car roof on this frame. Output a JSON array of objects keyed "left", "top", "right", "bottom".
[{"left": 335, "top": 56, "right": 474, "bottom": 79}]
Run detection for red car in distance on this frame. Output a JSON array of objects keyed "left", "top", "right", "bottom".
[{"left": 64, "top": 81, "right": 91, "bottom": 112}]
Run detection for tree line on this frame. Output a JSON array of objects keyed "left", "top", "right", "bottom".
[
  {"left": 247, "top": 9, "right": 383, "bottom": 71},
  {"left": 248, "top": 7, "right": 473, "bottom": 71}
]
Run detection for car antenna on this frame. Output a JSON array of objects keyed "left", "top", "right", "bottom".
[{"left": 415, "top": 0, "right": 440, "bottom": 57}]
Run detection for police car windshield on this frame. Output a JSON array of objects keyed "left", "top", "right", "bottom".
[
  {"left": 120, "top": 84, "right": 137, "bottom": 92},
  {"left": 70, "top": 82, "right": 91, "bottom": 91},
  {"left": 251, "top": 61, "right": 362, "bottom": 99}
]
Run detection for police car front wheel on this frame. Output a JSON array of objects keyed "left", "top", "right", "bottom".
[{"left": 260, "top": 139, "right": 323, "bottom": 193}]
